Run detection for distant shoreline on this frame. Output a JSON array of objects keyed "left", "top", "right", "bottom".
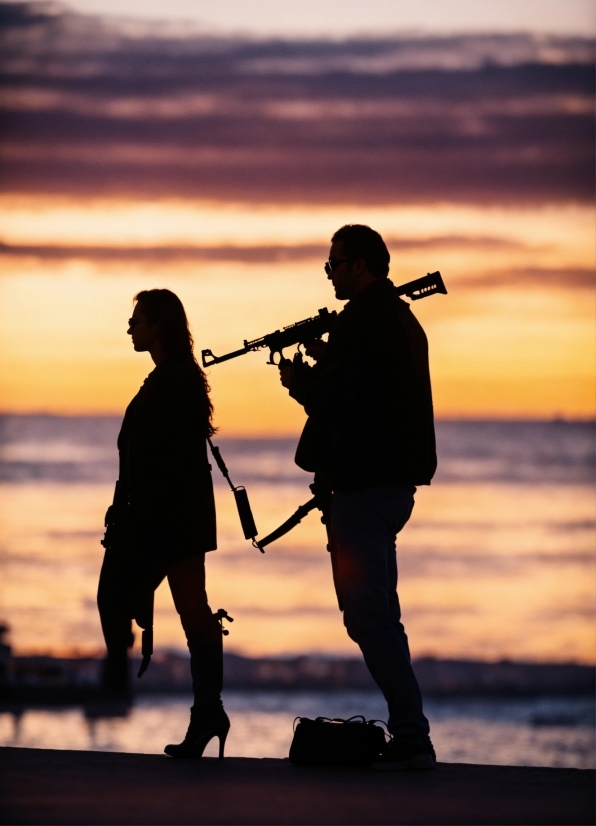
[{"left": 2, "top": 652, "right": 593, "bottom": 702}]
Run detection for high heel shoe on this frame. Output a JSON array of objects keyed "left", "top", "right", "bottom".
[{"left": 164, "top": 705, "right": 230, "bottom": 759}]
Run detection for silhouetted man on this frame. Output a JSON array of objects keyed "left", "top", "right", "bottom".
[{"left": 280, "top": 224, "right": 436, "bottom": 770}]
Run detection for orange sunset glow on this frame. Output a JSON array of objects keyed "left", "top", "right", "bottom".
[{"left": 0, "top": 197, "right": 594, "bottom": 428}]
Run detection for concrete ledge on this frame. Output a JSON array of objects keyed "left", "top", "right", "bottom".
[{"left": 1, "top": 747, "right": 593, "bottom": 825}]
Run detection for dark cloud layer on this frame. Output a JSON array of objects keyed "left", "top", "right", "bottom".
[
  {"left": 1, "top": 243, "right": 591, "bottom": 290},
  {"left": 0, "top": 3, "right": 594, "bottom": 204},
  {"left": 457, "top": 267, "right": 595, "bottom": 289},
  {"left": 0, "top": 235, "right": 530, "bottom": 262}
]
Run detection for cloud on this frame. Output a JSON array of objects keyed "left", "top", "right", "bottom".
[
  {"left": 458, "top": 267, "right": 595, "bottom": 289},
  {"left": 0, "top": 3, "right": 594, "bottom": 204},
  {"left": 0, "top": 241, "right": 328, "bottom": 262},
  {"left": 0, "top": 234, "right": 532, "bottom": 262}
]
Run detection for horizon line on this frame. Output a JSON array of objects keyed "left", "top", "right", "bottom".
[{"left": 1, "top": 412, "right": 593, "bottom": 427}]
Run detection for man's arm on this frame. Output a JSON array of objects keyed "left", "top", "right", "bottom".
[
  {"left": 296, "top": 297, "right": 415, "bottom": 427},
  {"left": 279, "top": 340, "right": 327, "bottom": 404}
]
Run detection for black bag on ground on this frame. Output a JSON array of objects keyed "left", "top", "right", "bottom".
[{"left": 289, "top": 715, "right": 387, "bottom": 766}]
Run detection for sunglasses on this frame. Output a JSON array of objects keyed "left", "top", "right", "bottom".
[
  {"left": 324, "top": 257, "right": 355, "bottom": 276},
  {"left": 128, "top": 317, "right": 141, "bottom": 328}
]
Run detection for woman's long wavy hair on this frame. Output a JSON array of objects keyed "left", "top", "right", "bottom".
[{"left": 134, "top": 288, "right": 215, "bottom": 435}]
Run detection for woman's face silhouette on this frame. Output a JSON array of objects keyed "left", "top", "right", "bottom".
[{"left": 127, "top": 304, "right": 160, "bottom": 354}]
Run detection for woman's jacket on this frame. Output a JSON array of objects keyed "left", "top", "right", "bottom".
[{"left": 116, "top": 355, "right": 216, "bottom": 568}]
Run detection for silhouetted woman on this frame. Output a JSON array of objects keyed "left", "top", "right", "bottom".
[{"left": 97, "top": 288, "right": 229, "bottom": 758}]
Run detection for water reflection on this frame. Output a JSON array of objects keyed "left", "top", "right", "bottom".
[{"left": 0, "top": 693, "right": 593, "bottom": 769}]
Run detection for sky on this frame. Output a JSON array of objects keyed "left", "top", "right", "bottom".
[
  {"left": 0, "top": 1, "right": 594, "bottom": 431},
  {"left": 6, "top": 0, "right": 595, "bottom": 36}
]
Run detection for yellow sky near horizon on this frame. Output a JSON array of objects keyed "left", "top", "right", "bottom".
[
  {"left": 0, "top": 195, "right": 594, "bottom": 431},
  {"left": 0, "top": 194, "right": 593, "bottom": 251}
]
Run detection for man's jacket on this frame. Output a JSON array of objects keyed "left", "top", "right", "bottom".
[
  {"left": 117, "top": 355, "right": 217, "bottom": 567},
  {"left": 291, "top": 277, "right": 437, "bottom": 491}
]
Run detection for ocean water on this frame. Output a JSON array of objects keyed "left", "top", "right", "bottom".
[
  {"left": 0, "top": 416, "right": 594, "bottom": 766},
  {"left": 0, "top": 693, "right": 594, "bottom": 769},
  {"left": 0, "top": 416, "right": 593, "bottom": 662}
]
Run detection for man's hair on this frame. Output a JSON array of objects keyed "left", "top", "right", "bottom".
[{"left": 331, "top": 224, "right": 390, "bottom": 278}]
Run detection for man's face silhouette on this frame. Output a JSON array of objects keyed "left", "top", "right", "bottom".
[
  {"left": 327, "top": 240, "right": 359, "bottom": 300},
  {"left": 327, "top": 240, "right": 378, "bottom": 300}
]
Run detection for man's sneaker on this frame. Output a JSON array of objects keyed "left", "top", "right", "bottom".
[{"left": 371, "top": 739, "right": 436, "bottom": 771}]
